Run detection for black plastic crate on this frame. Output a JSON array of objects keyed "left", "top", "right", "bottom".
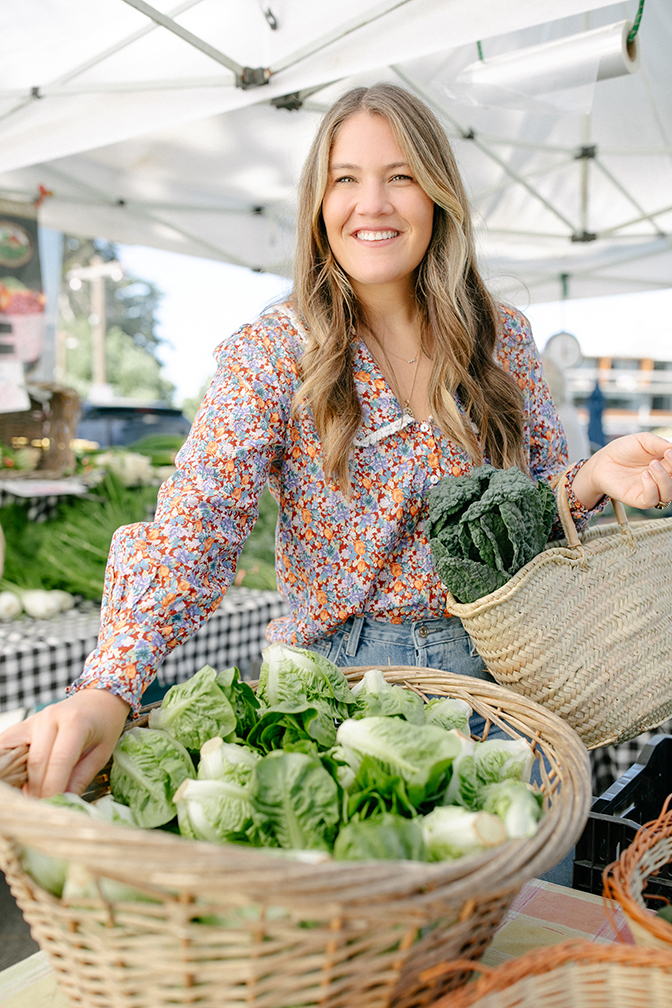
[{"left": 573, "top": 734, "right": 672, "bottom": 902}]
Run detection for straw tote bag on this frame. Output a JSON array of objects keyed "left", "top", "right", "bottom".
[{"left": 442, "top": 471, "right": 672, "bottom": 749}]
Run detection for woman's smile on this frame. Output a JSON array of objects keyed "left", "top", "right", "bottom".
[{"left": 321, "top": 111, "right": 434, "bottom": 301}]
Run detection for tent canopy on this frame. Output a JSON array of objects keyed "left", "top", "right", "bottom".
[{"left": 0, "top": 0, "right": 670, "bottom": 302}]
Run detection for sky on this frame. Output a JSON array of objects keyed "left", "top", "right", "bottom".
[{"left": 117, "top": 243, "right": 672, "bottom": 406}]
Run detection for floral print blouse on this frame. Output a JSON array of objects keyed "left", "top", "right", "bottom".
[{"left": 69, "top": 303, "right": 598, "bottom": 711}]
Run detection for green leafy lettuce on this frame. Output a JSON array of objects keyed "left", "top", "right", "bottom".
[
  {"left": 110, "top": 726, "right": 194, "bottom": 827},
  {"left": 479, "top": 780, "right": 544, "bottom": 839},
  {"left": 148, "top": 665, "right": 238, "bottom": 750},
  {"left": 335, "top": 716, "right": 462, "bottom": 807},
  {"left": 253, "top": 750, "right": 340, "bottom": 851},
  {"left": 350, "top": 668, "right": 426, "bottom": 723},
  {"left": 174, "top": 777, "right": 256, "bottom": 843},
  {"left": 421, "top": 805, "right": 506, "bottom": 861},
  {"left": 334, "top": 813, "right": 426, "bottom": 861}
]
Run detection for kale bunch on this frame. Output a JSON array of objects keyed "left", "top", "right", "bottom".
[{"left": 427, "top": 465, "right": 557, "bottom": 604}]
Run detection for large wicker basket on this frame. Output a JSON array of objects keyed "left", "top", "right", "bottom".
[
  {"left": 428, "top": 939, "right": 672, "bottom": 1008},
  {"left": 442, "top": 475, "right": 672, "bottom": 750},
  {"left": 603, "top": 793, "right": 672, "bottom": 951},
  {"left": 0, "top": 668, "right": 590, "bottom": 1008}
]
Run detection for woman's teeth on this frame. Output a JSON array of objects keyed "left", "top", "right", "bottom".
[{"left": 355, "top": 230, "right": 399, "bottom": 241}]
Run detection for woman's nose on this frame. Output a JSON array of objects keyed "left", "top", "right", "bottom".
[{"left": 355, "top": 180, "right": 392, "bottom": 216}]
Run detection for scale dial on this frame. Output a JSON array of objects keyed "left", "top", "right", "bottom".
[{"left": 544, "top": 331, "right": 582, "bottom": 369}]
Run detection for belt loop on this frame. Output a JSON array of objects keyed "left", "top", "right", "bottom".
[{"left": 345, "top": 615, "right": 365, "bottom": 657}]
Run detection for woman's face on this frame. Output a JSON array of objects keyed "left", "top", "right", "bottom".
[{"left": 321, "top": 111, "right": 435, "bottom": 301}]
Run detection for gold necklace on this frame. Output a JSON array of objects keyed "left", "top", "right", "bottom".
[{"left": 376, "top": 340, "right": 422, "bottom": 418}]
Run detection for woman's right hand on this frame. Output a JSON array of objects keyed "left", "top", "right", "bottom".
[{"left": 0, "top": 688, "right": 130, "bottom": 798}]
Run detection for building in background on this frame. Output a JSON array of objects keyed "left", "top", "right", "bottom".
[{"left": 567, "top": 356, "right": 672, "bottom": 440}]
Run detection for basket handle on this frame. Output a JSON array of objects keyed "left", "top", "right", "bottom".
[
  {"left": 555, "top": 469, "right": 628, "bottom": 548},
  {"left": 0, "top": 744, "right": 28, "bottom": 788}
]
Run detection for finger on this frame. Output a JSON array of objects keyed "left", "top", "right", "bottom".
[
  {"left": 66, "top": 744, "right": 111, "bottom": 796},
  {"left": 24, "top": 719, "right": 59, "bottom": 797},
  {"left": 0, "top": 720, "right": 31, "bottom": 749},
  {"left": 649, "top": 458, "right": 672, "bottom": 503},
  {"left": 38, "top": 725, "right": 95, "bottom": 799}
]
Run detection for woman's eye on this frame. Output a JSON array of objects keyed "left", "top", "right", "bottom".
[
  {"left": 334, "top": 175, "right": 355, "bottom": 184},
  {"left": 391, "top": 174, "right": 413, "bottom": 182}
]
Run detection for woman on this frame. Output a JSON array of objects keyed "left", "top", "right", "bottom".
[{"left": 3, "top": 84, "right": 671, "bottom": 798}]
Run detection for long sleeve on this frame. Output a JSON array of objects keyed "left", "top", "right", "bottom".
[
  {"left": 496, "top": 306, "right": 605, "bottom": 535},
  {"left": 67, "top": 313, "right": 300, "bottom": 711}
]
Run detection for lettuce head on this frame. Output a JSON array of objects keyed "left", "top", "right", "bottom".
[
  {"left": 148, "top": 665, "right": 237, "bottom": 750},
  {"left": 110, "top": 727, "right": 194, "bottom": 827}
]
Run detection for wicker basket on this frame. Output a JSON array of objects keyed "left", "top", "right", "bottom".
[
  {"left": 442, "top": 474, "right": 672, "bottom": 750},
  {"left": 0, "top": 668, "right": 590, "bottom": 1008},
  {"left": 603, "top": 793, "right": 672, "bottom": 951},
  {"left": 427, "top": 939, "right": 672, "bottom": 1008}
]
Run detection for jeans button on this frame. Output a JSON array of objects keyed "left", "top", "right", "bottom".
[
  {"left": 343, "top": 633, "right": 349, "bottom": 641},
  {"left": 417, "top": 625, "right": 428, "bottom": 638}
]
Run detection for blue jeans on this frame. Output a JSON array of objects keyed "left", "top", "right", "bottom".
[
  {"left": 309, "top": 614, "right": 495, "bottom": 682},
  {"left": 309, "top": 614, "right": 504, "bottom": 741}
]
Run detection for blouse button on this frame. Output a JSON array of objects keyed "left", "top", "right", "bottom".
[
  {"left": 420, "top": 423, "right": 430, "bottom": 432},
  {"left": 429, "top": 474, "right": 439, "bottom": 484}
]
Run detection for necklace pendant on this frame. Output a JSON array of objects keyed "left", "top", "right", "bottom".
[{"left": 403, "top": 404, "right": 414, "bottom": 418}]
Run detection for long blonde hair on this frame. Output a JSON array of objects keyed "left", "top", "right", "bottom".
[{"left": 292, "top": 83, "right": 525, "bottom": 490}]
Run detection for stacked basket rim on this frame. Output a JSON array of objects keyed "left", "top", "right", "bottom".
[
  {"left": 0, "top": 667, "right": 591, "bottom": 1008},
  {"left": 603, "top": 792, "right": 672, "bottom": 951},
  {"left": 429, "top": 938, "right": 672, "bottom": 1008}
]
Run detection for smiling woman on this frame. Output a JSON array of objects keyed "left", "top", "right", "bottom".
[
  {"left": 1, "top": 82, "right": 671, "bottom": 801},
  {"left": 321, "top": 113, "right": 435, "bottom": 295}
]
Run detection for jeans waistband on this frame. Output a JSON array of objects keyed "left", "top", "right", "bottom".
[{"left": 338, "top": 614, "right": 464, "bottom": 655}]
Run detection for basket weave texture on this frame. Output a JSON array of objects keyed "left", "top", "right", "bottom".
[
  {"left": 603, "top": 793, "right": 672, "bottom": 951},
  {"left": 429, "top": 939, "right": 672, "bottom": 1008},
  {"left": 0, "top": 668, "right": 590, "bottom": 1008},
  {"left": 443, "top": 474, "right": 672, "bottom": 749}
]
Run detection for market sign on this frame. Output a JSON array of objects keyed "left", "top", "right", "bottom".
[{"left": 0, "top": 199, "right": 45, "bottom": 368}]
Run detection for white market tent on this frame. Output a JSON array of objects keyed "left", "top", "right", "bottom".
[{"left": 0, "top": 0, "right": 670, "bottom": 303}]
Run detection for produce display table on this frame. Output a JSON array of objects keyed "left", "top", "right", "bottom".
[
  {"left": 0, "top": 879, "right": 635, "bottom": 1008},
  {"left": 0, "top": 588, "right": 289, "bottom": 713}
]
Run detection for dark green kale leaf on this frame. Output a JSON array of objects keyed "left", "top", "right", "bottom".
[{"left": 427, "top": 465, "right": 557, "bottom": 603}]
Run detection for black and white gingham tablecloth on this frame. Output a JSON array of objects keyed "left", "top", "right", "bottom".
[
  {"left": 590, "top": 721, "right": 672, "bottom": 797},
  {"left": 0, "top": 588, "right": 289, "bottom": 713}
]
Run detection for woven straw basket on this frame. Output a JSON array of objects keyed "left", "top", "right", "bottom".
[
  {"left": 443, "top": 473, "right": 672, "bottom": 750},
  {"left": 427, "top": 939, "right": 672, "bottom": 1008},
  {"left": 603, "top": 793, "right": 672, "bottom": 951},
  {"left": 0, "top": 668, "right": 590, "bottom": 1008}
]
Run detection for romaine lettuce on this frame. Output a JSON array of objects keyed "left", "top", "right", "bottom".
[
  {"left": 110, "top": 726, "right": 194, "bottom": 828},
  {"left": 258, "top": 643, "right": 356, "bottom": 719},
  {"left": 253, "top": 750, "right": 340, "bottom": 851},
  {"left": 197, "top": 736, "right": 260, "bottom": 785},
  {"left": 350, "top": 669, "right": 426, "bottom": 723},
  {"left": 148, "top": 665, "right": 237, "bottom": 749},
  {"left": 335, "top": 716, "right": 461, "bottom": 807},
  {"left": 479, "top": 780, "right": 544, "bottom": 839},
  {"left": 424, "top": 697, "right": 472, "bottom": 734},
  {"left": 174, "top": 778, "right": 256, "bottom": 843},
  {"left": 421, "top": 805, "right": 506, "bottom": 861},
  {"left": 334, "top": 813, "right": 426, "bottom": 861}
]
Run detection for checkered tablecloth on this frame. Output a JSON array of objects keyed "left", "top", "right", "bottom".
[
  {"left": 0, "top": 588, "right": 289, "bottom": 713},
  {"left": 590, "top": 721, "right": 672, "bottom": 796}
]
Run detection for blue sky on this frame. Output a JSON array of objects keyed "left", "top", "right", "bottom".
[{"left": 117, "top": 243, "right": 672, "bottom": 406}]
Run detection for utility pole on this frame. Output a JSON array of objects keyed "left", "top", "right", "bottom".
[{"left": 67, "top": 257, "right": 123, "bottom": 403}]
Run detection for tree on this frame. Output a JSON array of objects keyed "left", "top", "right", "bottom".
[{"left": 59, "top": 236, "right": 174, "bottom": 403}]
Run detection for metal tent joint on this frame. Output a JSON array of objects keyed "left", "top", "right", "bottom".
[
  {"left": 237, "top": 67, "right": 271, "bottom": 89},
  {"left": 575, "top": 145, "right": 597, "bottom": 160},
  {"left": 571, "top": 231, "right": 597, "bottom": 243},
  {"left": 271, "top": 92, "right": 303, "bottom": 111}
]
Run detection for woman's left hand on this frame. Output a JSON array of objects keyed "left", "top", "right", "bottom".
[{"left": 571, "top": 432, "right": 672, "bottom": 511}]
